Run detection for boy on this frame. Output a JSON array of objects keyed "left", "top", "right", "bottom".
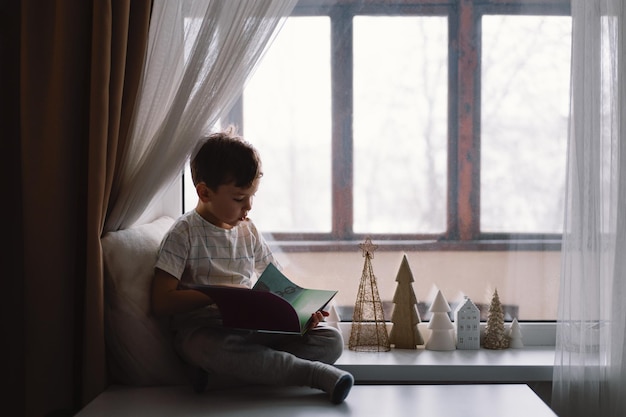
[{"left": 151, "top": 127, "right": 353, "bottom": 404}]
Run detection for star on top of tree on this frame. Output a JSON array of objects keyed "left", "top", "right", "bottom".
[{"left": 359, "top": 237, "right": 378, "bottom": 258}]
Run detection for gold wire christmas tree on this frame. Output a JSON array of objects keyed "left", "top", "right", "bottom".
[{"left": 349, "top": 237, "right": 390, "bottom": 352}]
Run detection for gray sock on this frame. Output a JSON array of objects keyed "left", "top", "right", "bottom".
[{"left": 310, "top": 362, "right": 354, "bottom": 404}]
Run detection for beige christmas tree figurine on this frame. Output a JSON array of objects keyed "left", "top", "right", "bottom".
[
  {"left": 389, "top": 255, "right": 424, "bottom": 349},
  {"left": 483, "top": 288, "right": 509, "bottom": 349},
  {"left": 349, "top": 237, "right": 390, "bottom": 352}
]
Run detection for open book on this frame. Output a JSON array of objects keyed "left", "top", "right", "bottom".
[{"left": 187, "top": 263, "right": 337, "bottom": 335}]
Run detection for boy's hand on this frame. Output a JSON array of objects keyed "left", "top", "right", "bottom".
[{"left": 309, "top": 310, "right": 330, "bottom": 329}]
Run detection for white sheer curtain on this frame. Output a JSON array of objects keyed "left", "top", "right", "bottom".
[
  {"left": 553, "top": 1, "right": 626, "bottom": 416},
  {"left": 104, "top": 0, "right": 297, "bottom": 233}
]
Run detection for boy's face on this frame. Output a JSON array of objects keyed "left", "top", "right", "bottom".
[{"left": 196, "top": 179, "right": 259, "bottom": 229}]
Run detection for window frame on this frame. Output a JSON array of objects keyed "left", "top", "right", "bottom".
[{"left": 217, "top": 0, "right": 571, "bottom": 252}]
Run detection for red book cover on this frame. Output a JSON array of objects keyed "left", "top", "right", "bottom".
[{"left": 187, "top": 263, "right": 337, "bottom": 335}]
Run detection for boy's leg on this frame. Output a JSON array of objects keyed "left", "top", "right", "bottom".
[
  {"left": 176, "top": 327, "right": 353, "bottom": 403},
  {"left": 273, "top": 325, "right": 344, "bottom": 364}
]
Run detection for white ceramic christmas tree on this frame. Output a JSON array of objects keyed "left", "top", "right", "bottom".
[
  {"left": 425, "top": 289, "right": 456, "bottom": 351},
  {"left": 389, "top": 255, "right": 424, "bottom": 349},
  {"left": 326, "top": 303, "right": 342, "bottom": 334},
  {"left": 508, "top": 318, "right": 524, "bottom": 348}
]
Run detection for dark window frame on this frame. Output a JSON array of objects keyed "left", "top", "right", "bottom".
[{"left": 219, "top": 0, "right": 571, "bottom": 252}]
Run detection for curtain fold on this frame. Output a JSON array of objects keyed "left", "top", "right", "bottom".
[
  {"left": 83, "top": 0, "right": 152, "bottom": 407},
  {"left": 552, "top": 1, "right": 626, "bottom": 416},
  {"left": 21, "top": 1, "right": 90, "bottom": 413},
  {"left": 103, "top": 0, "right": 297, "bottom": 233},
  {"left": 20, "top": 1, "right": 151, "bottom": 415}
]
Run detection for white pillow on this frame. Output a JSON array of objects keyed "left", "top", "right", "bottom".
[{"left": 102, "top": 216, "right": 188, "bottom": 385}]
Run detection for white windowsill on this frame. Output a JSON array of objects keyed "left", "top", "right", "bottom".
[{"left": 333, "top": 322, "right": 556, "bottom": 383}]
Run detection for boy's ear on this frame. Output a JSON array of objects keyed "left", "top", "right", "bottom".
[{"left": 196, "top": 182, "right": 212, "bottom": 202}]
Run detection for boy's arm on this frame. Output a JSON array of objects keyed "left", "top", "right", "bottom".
[{"left": 151, "top": 268, "right": 213, "bottom": 317}]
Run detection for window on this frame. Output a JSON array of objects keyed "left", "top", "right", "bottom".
[
  {"left": 183, "top": 0, "right": 571, "bottom": 321},
  {"left": 481, "top": 15, "right": 570, "bottom": 234},
  {"left": 210, "top": 0, "right": 572, "bottom": 247}
]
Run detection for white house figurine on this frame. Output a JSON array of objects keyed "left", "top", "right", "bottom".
[{"left": 454, "top": 296, "right": 481, "bottom": 350}]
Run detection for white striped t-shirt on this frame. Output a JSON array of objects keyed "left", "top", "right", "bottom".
[{"left": 155, "top": 210, "right": 278, "bottom": 289}]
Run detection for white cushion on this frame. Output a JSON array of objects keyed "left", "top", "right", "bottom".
[{"left": 102, "top": 216, "right": 188, "bottom": 385}]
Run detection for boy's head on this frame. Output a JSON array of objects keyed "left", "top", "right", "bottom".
[
  {"left": 191, "top": 126, "right": 262, "bottom": 190},
  {"left": 191, "top": 127, "right": 263, "bottom": 229}
]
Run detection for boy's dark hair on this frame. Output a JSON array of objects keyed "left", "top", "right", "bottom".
[{"left": 190, "top": 126, "right": 262, "bottom": 190}]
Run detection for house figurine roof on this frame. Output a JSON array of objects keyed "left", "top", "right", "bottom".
[
  {"left": 454, "top": 296, "right": 481, "bottom": 350},
  {"left": 455, "top": 296, "right": 479, "bottom": 316}
]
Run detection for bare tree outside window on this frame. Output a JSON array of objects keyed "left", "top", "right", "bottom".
[{"left": 481, "top": 16, "right": 571, "bottom": 234}]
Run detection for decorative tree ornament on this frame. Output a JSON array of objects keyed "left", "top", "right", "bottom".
[
  {"left": 325, "top": 302, "right": 342, "bottom": 334},
  {"left": 425, "top": 289, "right": 456, "bottom": 351},
  {"left": 349, "top": 237, "right": 390, "bottom": 352},
  {"left": 389, "top": 255, "right": 424, "bottom": 349},
  {"left": 508, "top": 318, "right": 524, "bottom": 348},
  {"left": 483, "top": 288, "right": 509, "bottom": 349}
]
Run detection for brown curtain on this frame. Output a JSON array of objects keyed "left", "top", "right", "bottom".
[{"left": 16, "top": 1, "right": 151, "bottom": 416}]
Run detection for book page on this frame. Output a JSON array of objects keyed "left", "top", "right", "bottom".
[
  {"left": 253, "top": 263, "right": 305, "bottom": 303},
  {"left": 254, "top": 263, "right": 337, "bottom": 331}
]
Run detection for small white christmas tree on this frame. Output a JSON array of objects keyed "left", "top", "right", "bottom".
[
  {"left": 425, "top": 289, "right": 456, "bottom": 351},
  {"left": 326, "top": 303, "right": 342, "bottom": 334},
  {"left": 389, "top": 255, "right": 424, "bottom": 349},
  {"left": 508, "top": 318, "right": 524, "bottom": 348}
]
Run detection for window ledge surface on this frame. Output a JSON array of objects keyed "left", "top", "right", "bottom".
[
  {"left": 335, "top": 346, "right": 555, "bottom": 383},
  {"left": 334, "top": 322, "right": 556, "bottom": 383}
]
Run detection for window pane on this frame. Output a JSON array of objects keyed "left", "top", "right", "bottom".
[
  {"left": 243, "top": 17, "right": 332, "bottom": 233},
  {"left": 353, "top": 16, "right": 448, "bottom": 234},
  {"left": 481, "top": 16, "right": 571, "bottom": 233}
]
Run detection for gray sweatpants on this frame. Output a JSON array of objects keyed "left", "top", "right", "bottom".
[{"left": 175, "top": 325, "right": 345, "bottom": 388}]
